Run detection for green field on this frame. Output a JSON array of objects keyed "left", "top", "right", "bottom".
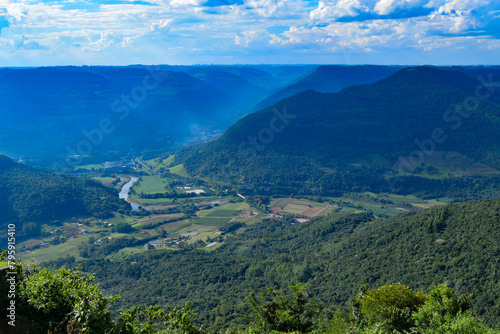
[
  {"left": 191, "top": 217, "right": 232, "bottom": 226},
  {"left": 133, "top": 176, "right": 171, "bottom": 194},
  {"left": 18, "top": 233, "right": 94, "bottom": 263},
  {"left": 282, "top": 204, "right": 306, "bottom": 214},
  {"left": 76, "top": 164, "right": 102, "bottom": 171},
  {"left": 144, "top": 154, "right": 176, "bottom": 172},
  {"left": 205, "top": 210, "right": 240, "bottom": 217},
  {"left": 168, "top": 164, "right": 189, "bottom": 177}
]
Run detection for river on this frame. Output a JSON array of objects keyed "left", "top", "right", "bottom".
[{"left": 119, "top": 176, "right": 141, "bottom": 211}]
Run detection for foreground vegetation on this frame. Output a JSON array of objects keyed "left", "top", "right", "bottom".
[{"left": 0, "top": 261, "right": 497, "bottom": 334}]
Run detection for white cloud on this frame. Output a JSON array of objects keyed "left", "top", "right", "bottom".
[
  {"left": 373, "top": 0, "right": 428, "bottom": 15},
  {"left": 310, "top": 0, "right": 371, "bottom": 22},
  {"left": 0, "top": 0, "right": 497, "bottom": 65}
]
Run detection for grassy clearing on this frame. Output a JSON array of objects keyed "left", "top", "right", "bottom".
[
  {"left": 282, "top": 204, "right": 306, "bottom": 214},
  {"left": 222, "top": 202, "right": 249, "bottom": 210},
  {"left": 317, "top": 206, "right": 335, "bottom": 217},
  {"left": 130, "top": 197, "right": 175, "bottom": 205},
  {"left": 18, "top": 234, "right": 93, "bottom": 263},
  {"left": 134, "top": 176, "right": 170, "bottom": 194},
  {"left": 205, "top": 210, "right": 240, "bottom": 217},
  {"left": 159, "top": 220, "right": 192, "bottom": 234},
  {"left": 138, "top": 214, "right": 182, "bottom": 226},
  {"left": 176, "top": 224, "right": 217, "bottom": 239},
  {"left": 192, "top": 217, "right": 232, "bottom": 226},
  {"left": 232, "top": 217, "right": 251, "bottom": 223},
  {"left": 163, "top": 155, "right": 175, "bottom": 167},
  {"left": 110, "top": 247, "right": 148, "bottom": 261},
  {"left": 76, "top": 164, "right": 102, "bottom": 171},
  {"left": 144, "top": 154, "right": 176, "bottom": 172},
  {"left": 169, "top": 164, "right": 189, "bottom": 177}
]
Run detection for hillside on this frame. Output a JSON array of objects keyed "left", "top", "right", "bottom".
[
  {"left": 254, "top": 65, "right": 403, "bottom": 110},
  {"left": 176, "top": 66, "right": 500, "bottom": 200},
  {"left": 76, "top": 197, "right": 500, "bottom": 330},
  {"left": 0, "top": 154, "right": 128, "bottom": 230}
]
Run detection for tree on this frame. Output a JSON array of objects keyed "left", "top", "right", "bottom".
[
  {"left": 410, "top": 284, "right": 491, "bottom": 334},
  {"left": 17, "top": 265, "right": 117, "bottom": 333},
  {"left": 359, "top": 282, "right": 427, "bottom": 332},
  {"left": 111, "top": 304, "right": 203, "bottom": 334},
  {"left": 248, "top": 283, "right": 318, "bottom": 333}
]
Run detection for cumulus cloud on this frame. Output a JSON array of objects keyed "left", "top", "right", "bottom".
[{"left": 0, "top": 0, "right": 497, "bottom": 65}]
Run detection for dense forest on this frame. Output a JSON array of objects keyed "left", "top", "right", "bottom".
[
  {"left": 40, "top": 197, "right": 500, "bottom": 331},
  {"left": 175, "top": 67, "right": 500, "bottom": 200},
  {"left": 0, "top": 154, "right": 128, "bottom": 231},
  {"left": 2, "top": 261, "right": 499, "bottom": 333}
]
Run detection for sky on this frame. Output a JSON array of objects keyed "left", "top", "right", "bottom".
[{"left": 0, "top": 0, "right": 499, "bottom": 66}]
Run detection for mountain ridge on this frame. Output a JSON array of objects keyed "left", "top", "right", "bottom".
[{"left": 176, "top": 66, "right": 500, "bottom": 199}]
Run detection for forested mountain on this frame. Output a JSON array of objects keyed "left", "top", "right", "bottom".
[
  {"left": 176, "top": 66, "right": 500, "bottom": 200},
  {"left": 0, "top": 154, "right": 128, "bottom": 229},
  {"left": 74, "top": 197, "right": 500, "bottom": 330},
  {"left": 254, "top": 65, "right": 404, "bottom": 110}
]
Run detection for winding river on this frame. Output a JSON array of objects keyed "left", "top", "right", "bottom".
[{"left": 119, "top": 176, "right": 140, "bottom": 211}]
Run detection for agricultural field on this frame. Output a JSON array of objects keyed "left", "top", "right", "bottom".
[
  {"left": 15, "top": 199, "right": 269, "bottom": 264},
  {"left": 269, "top": 198, "right": 330, "bottom": 219},
  {"left": 131, "top": 175, "right": 171, "bottom": 194},
  {"left": 268, "top": 196, "right": 412, "bottom": 219}
]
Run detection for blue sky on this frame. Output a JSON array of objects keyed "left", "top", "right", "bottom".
[{"left": 0, "top": 0, "right": 499, "bottom": 66}]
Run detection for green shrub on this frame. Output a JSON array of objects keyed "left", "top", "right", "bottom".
[{"left": 360, "top": 283, "right": 427, "bottom": 332}]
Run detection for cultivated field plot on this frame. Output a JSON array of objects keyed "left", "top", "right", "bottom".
[
  {"left": 270, "top": 198, "right": 328, "bottom": 218},
  {"left": 300, "top": 206, "right": 327, "bottom": 217},
  {"left": 197, "top": 201, "right": 249, "bottom": 217},
  {"left": 282, "top": 204, "right": 307, "bottom": 214},
  {"left": 158, "top": 220, "right": 192, "bottom": 234},
  {"left": 205, "top": 210, "right": 239, "bottom": 217},
  {"left": 138, "top": 214, "right": 184, "bottom": 226},
  {"left": 93, "top": 176, "right": 117, "bottom": 186},
  {"left": 133, "top": 176, "right": 170, "bottom": 194},
  {"left": 191, "top": 217, "right": 232, "bottom": 226},
  {"left": 175, "top": 224, "right": 218, "bottom": 241}
]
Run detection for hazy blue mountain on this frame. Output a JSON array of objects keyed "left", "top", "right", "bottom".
[
  {"left": 0, "top": 67, "right": 240, "bottom": 164},
  {"left": 0, "top": 65, "right": 318, "bottom": 166},
  {"left": 136, "top": 65, "right": 316, "bottom": 91},
  {"left": 254, "top": 65, "right": 404, "bottom": 110}
]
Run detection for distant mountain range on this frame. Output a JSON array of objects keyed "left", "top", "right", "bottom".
[
  {"left": 254, "top": 65, "right": 404, "bottom": 110},
  {"left": 176, "top": 66, "right": 500, "bottom": 199},
  {"left": 0, "top": 65, "right": 314, "bottom": 165}
]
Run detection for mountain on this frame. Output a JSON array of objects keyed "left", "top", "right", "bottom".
[
  {"left": 169, "top": 67, "right": 268, "bottom": 111},
  {"left": 0, "top": 154, "right": 128, "bottom": 229},
  {"left": 138, "top": 65, "right": 317, "bottom": 91},
  {"left": 0, "top": 66, "right": 282, "bottom": 165},
  {"left": 176, "top": 66, "right": 500, "bottom": 200},
  {"left": 78, "top": 197, "right": 500, "bottom": 330},
  {"left": 254, "top": 65, "right": 404, "bottom": 110}
]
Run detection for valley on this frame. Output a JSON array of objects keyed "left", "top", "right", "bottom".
[
  {"left": 16, "top": 152, "right": 445, "bottom": 264},
  {"left": 2, "top": 64, "right": 500, "bottom": 333}
]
